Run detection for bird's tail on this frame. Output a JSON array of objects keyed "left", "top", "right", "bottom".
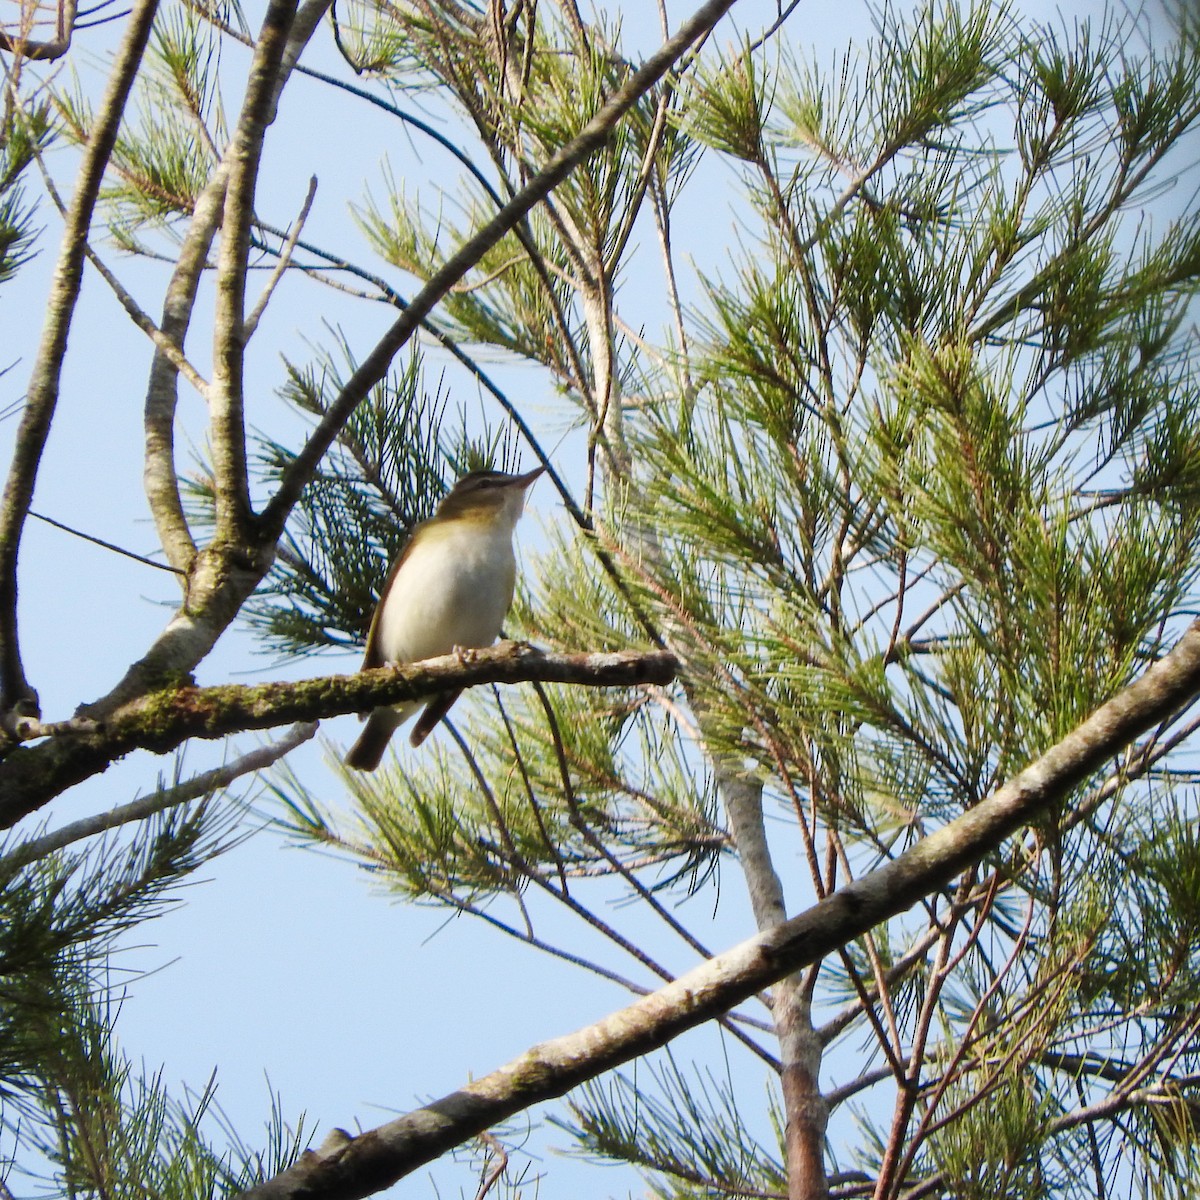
[
  {"left": 344, "top": 704, "right": 417, "bottom": 771},
  {"left": 409, "top": 689, "right": 463, "bottom": 746}
]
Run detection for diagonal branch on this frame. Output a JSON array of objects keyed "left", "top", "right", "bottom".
[
  {"left": 245, "top": 175, "right": 317, "bottom": 340},
  {"left": 4, "top": 720, "right": 317, "bottom": 868},
  {"left": 236, "top": 620, "right": 1200, "bottom": 1200},
  {"left": 256, "top": 0, "right": 745, "bottom": 543},
  {"left": 0, "top": 0, "right": 161, "bottom": 721},
  {"left": 28, "top": 146, "right": 213, "bottom": 398}
]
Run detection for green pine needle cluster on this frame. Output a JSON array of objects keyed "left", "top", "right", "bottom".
[
  {"left": 0, "top": 802, "right": 309, "bottom": 1196},
  {"left": 0, "top": 98, "right": 51, "bottom": 286}
]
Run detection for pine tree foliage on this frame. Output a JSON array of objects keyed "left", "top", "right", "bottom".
[
  {"left": 263, "top": 1, "right": 1200, "bottom": 1195},
  {"left": 247, "top": 343, "right": 449, "bottom": 655},
  {"left": 5, "top": 0, "right": 1200, "bottom": 1196},
  {"left": 0, "top": 95, "right": 49, "bottom": 286},
  {"left": 54, "top": 4, "right": 224, "bottom": 246},
  {"left": 21, "top": 984, "right": 309, "bottom": 1200},
  {"left": 0, "top": 803, "right": 312, "bottom": 1195},
  {"left": 557, "top": 1053, "right": 791, "bottom": 1200}
]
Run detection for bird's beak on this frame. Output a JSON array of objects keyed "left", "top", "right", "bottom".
[{"left": 512, "top": 466, "right": 545, "bottom": 489}]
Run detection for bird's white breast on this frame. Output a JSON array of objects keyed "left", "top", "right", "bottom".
[{"left": 373, "top": 518, "right": 518, "bottom": 665}]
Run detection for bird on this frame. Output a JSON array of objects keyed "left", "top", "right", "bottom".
[{"left": 344, "top": 466, "right": 544, "bottom": 771}]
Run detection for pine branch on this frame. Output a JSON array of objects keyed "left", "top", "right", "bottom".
[{"left": 257, "top": 0, "right": 745, "bottom": 543}]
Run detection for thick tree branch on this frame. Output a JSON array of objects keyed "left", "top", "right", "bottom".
[
  {"left": 0, "top": 0, "right": 160, "bottom": 721},
  {"left": 143, "top": 164, "right": 227, "bottom": 572},
  {"left": 143, "top": 0, "right": 332, "bottom": 573},
  {"left": 236, "top": 621, "right": 1200, "bottom": 1200},
  {"left": 0, "top": 646, "right": 679, "bottom": 828},
  {"left": 721, "top": 769, "right": 828, "bottom": 1199},
  {"left": 0, "top": 30, "right": 72, "bottom": 60},
  {"left": 256, "top": 0, "right": 745, "bottom": 542}
]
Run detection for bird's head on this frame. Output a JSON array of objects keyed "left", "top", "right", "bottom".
[{"left": 434, "top": 466, "right": 545, "bottom": 527}]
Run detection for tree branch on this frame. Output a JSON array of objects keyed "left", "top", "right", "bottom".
[
  {"left": 245, "top": 175, "right": 317, "bottom": 340},
  {"left": 75, "top": 2, "right": 330, "bottom": 714},
  {"left": 0, "top": 0, "right": 160, "bottom": 720},
  {"left": 3, "top": 720, "right": 317, "bottom": 868},
  {"left": 0, "top": 646, "right": 680, "bottom": 828},
  {"left": 143, "top": 0, "right": 332, "bottom": 573},
  {"left": 209, "top": 0, "right": 298, "bottom": 545},
  {"left": 236, "top": 620, "right": 1200, "bottom": 1200},
  {"left": 0, "top": 0, "right": 78, "bottom": 61},
  {"left": 143, "top": 162, "right": 227, "bottom": 573}
]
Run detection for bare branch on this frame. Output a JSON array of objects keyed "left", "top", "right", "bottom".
[
  {"left": 245, "top": 175, "right": 316, "bottom": 340},
  {"left": 0, "top": 0, "right": 160, "bottom": 720},
  {"left": 30, "top": 510, "right": 186, "bottom": 575},
  {"left": 0, "top": 0, "right": 78, "bottom": 60},
  {"left": 209, "top": 0, "right": 298, "bottom": 545},
  {"left": 84, "top": 240, "right": 214, "bottom": 396},
  {"left": 143, "top": 0, "right": 332, "bottom": 572},
  {"left": 143, "top": 164, "right": 227, "bottom": 573},
  {"left": 64, "top": 1, "right": 330, "bottom": 716},
  {"left": 29, "top": 145, "right": 214, "bottom": 397},
  {"left": 5, "top": 721, "right": 317, "bottom": 867}
]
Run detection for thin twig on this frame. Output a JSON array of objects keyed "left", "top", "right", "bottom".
[
  {"left": 30, "top": 150, "right": 213, "bottom": 399},
  {"left": 6, "top": 722, "right": 316, "bottom": 867},
  {"left": 244, "top": 174, "right": 317, "bottom": 339},
  {"left": 29, "top": 510, "right": 187, "bottom": 576},
  {"left": 473, "top": 1133, "right": 508, "bottom": 1200}
]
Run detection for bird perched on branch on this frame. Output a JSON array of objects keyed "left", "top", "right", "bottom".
[{"left": 344, "top": 466, "right": 544, "bottom": 771}]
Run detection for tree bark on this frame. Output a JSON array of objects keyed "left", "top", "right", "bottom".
[{"left": 0, "top": 645, "right": 679, "bottom": 825}]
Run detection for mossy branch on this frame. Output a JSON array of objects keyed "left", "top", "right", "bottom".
[{"left": 0, "top": 645, "right": 679, "bottom": 828}]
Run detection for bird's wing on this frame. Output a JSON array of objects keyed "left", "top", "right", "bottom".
[{"left": 360, "top": 525, "right": 421, "bottom": 670}]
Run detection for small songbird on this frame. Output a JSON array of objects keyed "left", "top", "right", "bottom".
[{"left": 344, "top": 466, "right": 544, "bottom": 771}]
